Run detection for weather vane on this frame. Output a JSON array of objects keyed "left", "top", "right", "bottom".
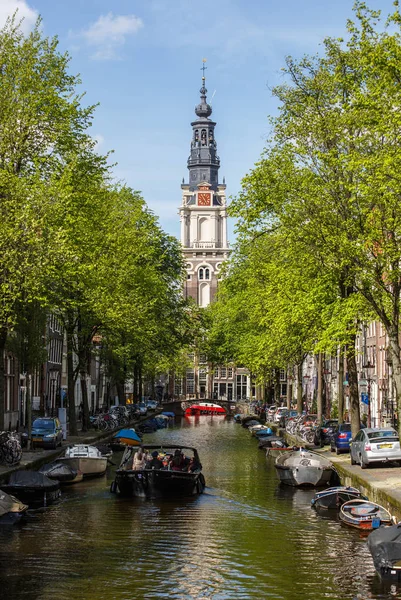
[{"left": 201, "top": 58, "right": 207, "bottom": 78}]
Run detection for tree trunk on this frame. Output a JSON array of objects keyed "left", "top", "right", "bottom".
[
  {"left": 26, "top": 373, "right": 32, "bottom": 450},
  {"left": 317, "top": 352, "right": 323, "bottom": 425},
  {"left": 346, "top": 338, "right": 361, "bottom": 438},
  {"left": 387, "top": 329, "right": 401, "bottom": 437},
  {"left": 297, "top": 362, "right": 303, "bottom": 413},
  {"left": 133, "top": 361, "right": 139, "bottom": 402},
  {"left": 80, "top": 372, "right": 90, "bottom": 432},
  {"left": 0, "top": 327, "right": 7, "bottom": 431},
  {"left": 137, "top": 358, "right": 142, "bottom": 405},
  {"left": 287, "top": 375, "right": 292, "bottom": 411},
  {"left": 66, "top": 324, "right": 78, "bottom": 436},
  {"left": 338, "top": 347, "right": 344, "bottom": 424},
  {"left": 274, "top": 368, "right": 280, "bottom": 404}
]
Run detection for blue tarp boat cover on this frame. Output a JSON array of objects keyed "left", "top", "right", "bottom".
[
  {"left": 113, "top": 429, "right": 142, "bottom": 443},
  {"left": 162, "top": 412, "right": 175, "bottom": 418}
]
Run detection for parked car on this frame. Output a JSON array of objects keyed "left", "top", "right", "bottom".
[
  {"left": 146, "top": 400, "right": 158, "bottom": 410},
  {"left": 350, "top": 427, "right": 401, "bottom": 469},
  {"left": 22, "top": 418, "right": 63, "bottom": 450},
  {"left": 274, "top": 407, "right": 289, "bottom": 423},
  {"left": 320, "top": 419, "right": 339, "bottom": 446},
  {"left": 330, "top": 422, "right": 365, "bottom": 454},
  {"left": 266, "top": 406, "right": 277, "bottom": 421}
]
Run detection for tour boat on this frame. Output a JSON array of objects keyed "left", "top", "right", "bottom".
[
  {"left": 368, "top": 523, "right": 401, "bottom": 580},
  {"left": 185, "top": 402, "right": 226, "bottom": 416},
  {"left": 275, "top": 448, "right": 333, "bottom": 487},
  {"left": 112, "top": 444, "right": 206, "bottom": 499},
  {"left": 58, "top": 444, "right": 110, "bottom": 478},
  {"left": 339, "top": 499, "right": 392, "bottom": 531}
]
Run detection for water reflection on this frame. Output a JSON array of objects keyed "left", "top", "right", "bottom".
[{"left": 1, "top": 417, "right": 401, "bottom": 599}]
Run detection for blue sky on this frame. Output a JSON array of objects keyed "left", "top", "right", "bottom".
[{"left": 2, "top": 0, "right": 395, "bottom": 241}]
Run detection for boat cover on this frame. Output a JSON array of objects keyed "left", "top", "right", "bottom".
[
  {"left": 39, "top": 461, "right": 78, "bottom": 482},
  {"left": 368, "top": 524, "right": 401, "bottom": 567},
  {"left": 113, "top": 429, "right": 142, "bottom": 443},
  {"left": 0, "top": 489, "right": 27, "bottom": 517},
  {"left": 7, "top": 470, "right": 58, "bottom": 489},
  {"left": 162, "top": 412, "right": 175, "bottom": 418}
]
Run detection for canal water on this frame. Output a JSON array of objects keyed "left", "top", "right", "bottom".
[{"left": 0, "top": 417, "right": 400, "bottom": 600}]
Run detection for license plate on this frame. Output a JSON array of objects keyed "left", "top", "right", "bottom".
[
  {"left": 32, "top": 437, "right": 42, "bottom": 442},
  {"left": 372, "top": 518, "right": 381, "bottom": 528},
  {"left": 378, "top": 443, "right": 392, "bottom": 449}
]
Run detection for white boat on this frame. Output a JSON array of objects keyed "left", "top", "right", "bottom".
[
  {"left": 59, "top": 445, "right": 109, "bottom": 478},
  {"left": 275, "top": 448, "right": 333, "bottom": 487}
]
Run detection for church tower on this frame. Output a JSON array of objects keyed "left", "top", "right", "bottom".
[{"left": 179, "top": 64, "right": 230, "bottom": 307}]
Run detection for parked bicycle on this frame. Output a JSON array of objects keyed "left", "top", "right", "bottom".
[{"left": 0, "top": 431, "right": 22, "bottom": 466}]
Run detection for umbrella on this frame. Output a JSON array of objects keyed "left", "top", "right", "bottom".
[{"left": 113, "top": 429, "right": 142, "bottom": 446}]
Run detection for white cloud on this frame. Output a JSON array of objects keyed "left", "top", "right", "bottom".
[
  {"left": 78, "top": 12, "right": 143, "bottom": 60},
  {"left": 0, "top": 0, "right": 38, "bottom": 33},
  {"left": 93, "top": 134, "right": 104, "bottom": 150}
]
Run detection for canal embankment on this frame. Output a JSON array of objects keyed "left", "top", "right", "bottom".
[
  {"left": 0, "top": 411, "right": 161, "bottom": 483},
  {"left": 266, "top": 420, "right": 401, "bottom": 520}
]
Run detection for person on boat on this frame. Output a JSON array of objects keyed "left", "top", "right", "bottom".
[
  {"left": 170, "top": 449, "right": 186, "bottom": 471},
  {"left": 187, "top": 456, "right": 201, "bottom": 472},
  {"left": 145, "top": 451, "right": 164, "bottom": 470},
  {"left": 132, "top": 449, "right": 146, "bottom": 470}
]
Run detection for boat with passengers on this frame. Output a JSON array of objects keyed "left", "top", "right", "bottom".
[
  {"left": 112, "top": 444, "right": 206, "bottom": 499},
  {"left": 185, "top": 402, "right": 226, "bottom": 416}
]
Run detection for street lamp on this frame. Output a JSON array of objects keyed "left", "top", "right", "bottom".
[{"left": 362, "top": 360, "right": 375, "bottom": 428}]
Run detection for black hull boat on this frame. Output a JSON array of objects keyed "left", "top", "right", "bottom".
[
  {"left": 0, "top": 489, "right": 28, "bottom": 525},
  {"left": 368, "top": 523, "right": 401, "bottom": 580},
  {"left": 39, "top": 461, "right": 83, "bottom": 484},
  {"left": 1, "top": 471, "right": 61, "bottom": 507},
  {"left": 311, "top": 486, "right": 367, "bottom": 510},
  {"left": 275, "top": 449, "right": 333, "bottom": 487},
  {"left": 339, "top": 499, "right": 392, "bottom": 531},
  {"left": 112, "top": 444, "right": 205, "bottom": 499}
]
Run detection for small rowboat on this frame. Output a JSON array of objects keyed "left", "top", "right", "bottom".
[
  {"left": 311, "top": 486, "right": 366, "bottom": 510},
  {"left": 339, "top": 499, "right": 392, "bottom": 531}
]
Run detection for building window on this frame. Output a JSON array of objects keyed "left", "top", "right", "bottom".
[
  {"left": 186, "top": 369, "right": 195, "bottom": 395},
  {"left": 199, "top": 369, "right": 207, "bottom": 383},
  {"left": 228, "top": 367, "right": 233, "bottom": 378},
  {"left": 205, "top": 268, "right": 210, "bottom": 280},
  {"left": 199, "top": 266, "right": 210, "bottom": 281},
  {"left": 236, "top": 375, "right": 247, "bottom": 400},
  {"left": 187, "top": 274, "right": 191, "bottom": 280},
  {"left": 220, "top": 367, "right": 227, "bottom": 378},
  {"left": 199, "top": 354, "right": 207, "bottom": 364},
  {"left": 280, "top": 369, "right": 286, "bottom": 382},
  {"left": 199, "top": 269, "right": 204, "bottom": 280},
  {"left": 214, "top": 367, "right": 219, "bottom": 377}
]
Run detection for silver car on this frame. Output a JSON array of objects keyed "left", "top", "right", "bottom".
[{"left": 350, "top": 427, "right": 401, "bottom": 468}]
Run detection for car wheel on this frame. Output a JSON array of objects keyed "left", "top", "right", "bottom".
[
  {"left": 330, "top": 446, "right": 335, "bottom": 453},
  {"left": 335, "top": 447, "right": 341, "bottom": 455},
  {"left": 360, "top": 454, "right": 368, "bottom": 469},
  {"left": 52, "top": 441, "right": 57, "bottom": 450},
  {"left": 350, "top": 453, "right": 356, "bottom": 465}
]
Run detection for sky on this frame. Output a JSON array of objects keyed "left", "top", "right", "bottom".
[{"left": 1, "top": 0, "right": 395, "bottom": 241}]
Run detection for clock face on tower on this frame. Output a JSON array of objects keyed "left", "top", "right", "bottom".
[{"left": 198, "top": 192, "right": 211, "bottom": 206}]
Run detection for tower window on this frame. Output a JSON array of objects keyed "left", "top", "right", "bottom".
[
  {"left": 195, "top": 130, "right": 199, "bottom": 142},
  {"left": 201, "top": 129, "right": 207, "bottom": 146},
  {"left": 199, "top": 266, "right": 210, "bottom": 281}
]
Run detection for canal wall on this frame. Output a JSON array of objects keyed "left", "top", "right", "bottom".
[
  {"left": 267, "top": 421, "right": 401, "bottom": 521},
  {"left": 0, "top": 411, "right": 162, "bottom": 484}
]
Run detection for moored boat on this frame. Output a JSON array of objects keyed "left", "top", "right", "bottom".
[
  {"left": 368, "top": 523, "right": 401, "bottom": 580},
  {"left": 275, "top": 449, "right": 333, "bottom": 487},
  {"left": 1, "top": 471, "right": 61, "bottom": 507},
  {"left": 58, "top": 444, "right": 109, "bottom": 478},
  {"left": 39, "top": 461, "right": 83, "bottom": 484},
  {"left": 339, "top": 499, "right": 392, "bottom": 531},
  {"left": 0, "top": 489, "right": 28, "bottom": 524},
  {"left": 112, "top": 444, "right": 205, "bottom": 499},
  {"left": 311, "top": 486, "right": 366, "bottom": 510},
  {"left": 185, "top": 402, "right": 226, "bottom": 416}
]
